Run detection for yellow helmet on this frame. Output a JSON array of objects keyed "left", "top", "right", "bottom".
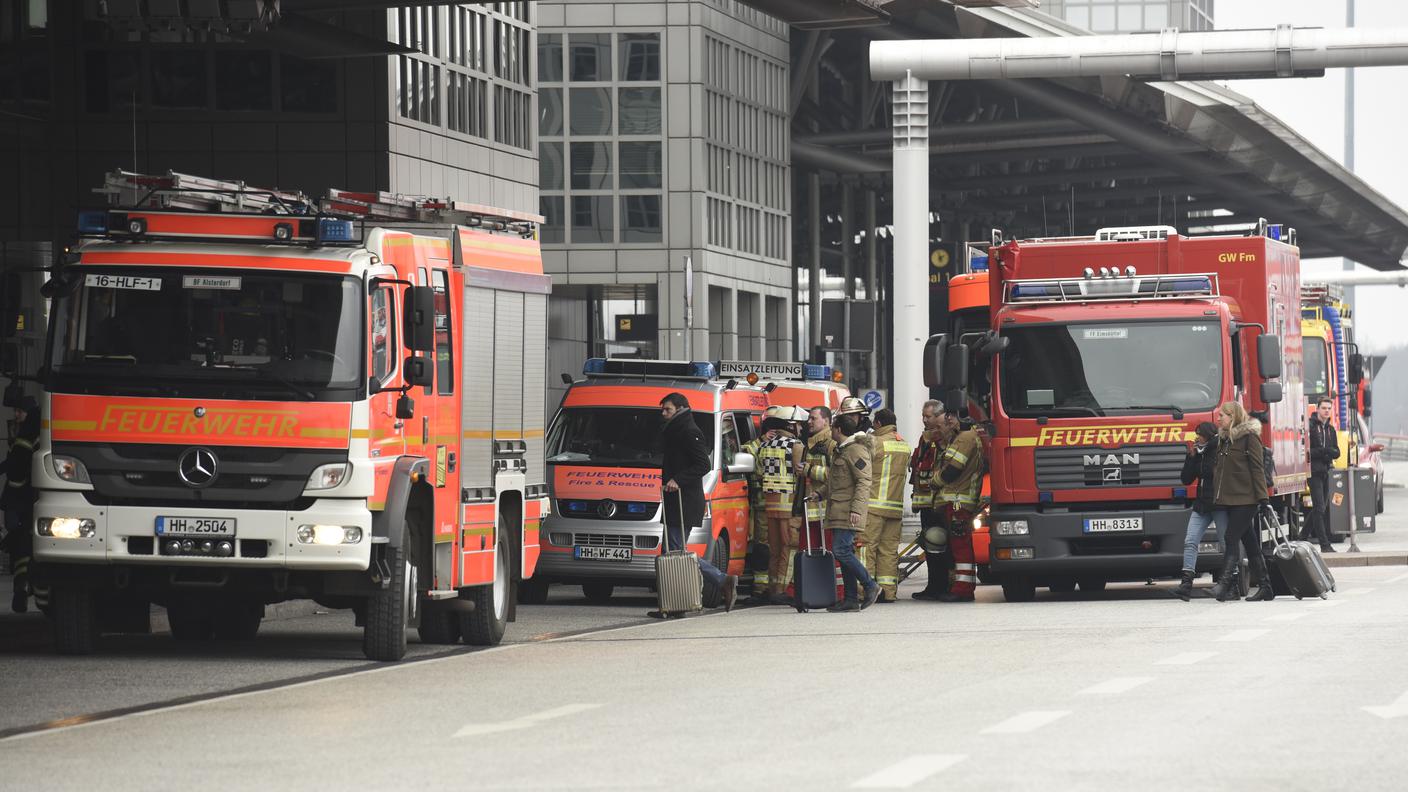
[{"left": 836, "top": 396, "right": 869, "bottom": 416}]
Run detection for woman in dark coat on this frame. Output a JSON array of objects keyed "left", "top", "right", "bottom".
[
  {"left": 656, "top": 393, "right": 736, "bottom": 612},
  {"left": 1173, "top": 421, "right": 1226, "bottom": 600},
  {"left": 1210, "top": 401, "right": 1274, "bottom": 602}
]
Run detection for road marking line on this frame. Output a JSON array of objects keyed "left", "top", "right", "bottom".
[
  {"left": 1265, "top": 612, "right": 1307, "bottom": 622},
  {"left": 852, "top": 755, "right": 967, "bottom": 789},
  {"left": 1308, "top": 599, "right": 1343, "bottom": 608},
  {"left": 1218, "top": 629, "right": 1270, "bottom": 642},
  {"left": 1363, "top": 691, "right": 1408, "bottom": 720},
  {"left": 1079, "top": 677, "right": 1154, "bottom": 695},
  {"left": 454, "top": 703, "right": 602, "bottom": 738},
  {"left": 1385, "top": 573, "right": 1408, "bottom": 585},
  {"left": 981, "top": 710, "right": 1070, "bottom": 734},
  {"left": 1341, "top": 588, "right": 1374, "bottom": 596},
  {"left": 1157, "top": 651, "right": 1218, "bottom": 665}
]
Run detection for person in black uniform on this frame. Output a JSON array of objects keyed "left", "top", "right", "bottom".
[{"left": 3, "top": 396, "right": 39, "bottom": 613}]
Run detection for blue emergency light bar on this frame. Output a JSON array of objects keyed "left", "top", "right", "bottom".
[
  {"left": 969, "top": 253, "right": 989, "bottom": 272},
  {"left": 77, "top": 210, "right": 109, "bottom": 235},
  {"left": 803, "top": 363, "right": 833, "bottom": 381},
  {"left": 317, "top": 217, "right": 356, "bottom": 243},
  {"left": 1005, "top": 273, "right": 1216, "bottom": 304},
  {"left": 583, "top": 358, "right": 717, "bottom": 379}
]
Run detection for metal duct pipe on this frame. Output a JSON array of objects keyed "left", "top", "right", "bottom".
[
  {"left": 1302, "top": 270, "right": 1408, "bottom": 286},
  {"left": 796, "top": 118, "right": 1084, "bottom": 147},
  {"left": 792, "top": 141, "right": 890, "bottom": 173},
  {"left": 871, "top": 26, "right": 1408, "bottom": 82}
]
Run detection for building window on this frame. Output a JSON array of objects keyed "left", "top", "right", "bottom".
[
  {"left": 569, "top": 33, "right": 611, "bottom": 81},
  {"left": 571, "top": 196, "right": 612, "bottom": 243},
  {"left": 618, "top": 33, "right": 659, "bottom": 81},
  {"left": 215, "top": 50, "right": 272, "bottom": 112},
  {"left": 621, "top": 195, "right": 662, "bottom": 243},
  {"left": 280, "top": 55, "right": 337, "bottom": 114},
  {"left": 618, "top": 87, "right": 660, "bottom": 134},
  {"left": 151, "top": 50, "right": 207, "bottom": 109}
]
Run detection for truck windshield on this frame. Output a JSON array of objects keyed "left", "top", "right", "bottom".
[
  {"left": 47, "top": 268, "right": 363, "bottom": 401},
  {"left": 547, "top": 407, "right": 715, "bottom": 467},
  {"left": 998, "top": 320, "right": 1222, "bottom": 417},
  {"left": 1303, "top": 338, "right": 1330, "bottom": 401}
]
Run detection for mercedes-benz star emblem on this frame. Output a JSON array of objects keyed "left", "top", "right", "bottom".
[
  {"left": 177, "top": 447, "right": 219, "bottom": 488},
  {"left": 596, "top": 499, "right": 618, "bottom": 519}
]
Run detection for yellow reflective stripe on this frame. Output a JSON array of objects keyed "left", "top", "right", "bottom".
[
  {"left": 943, "top": 447, "right": 968, "bottom": 465},
  {"left": 882, "top": 441, "right": 910, "bottom": 454},
  {"left": 876, "top": 576, "right": 898, "bottom": 585},
  {"left": 12, "top": 438, "right": 34, "bottom": 450}
]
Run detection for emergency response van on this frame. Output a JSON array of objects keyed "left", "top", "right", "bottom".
[{"left": 31, "top": 170, "right": 548, "bottom": 660}]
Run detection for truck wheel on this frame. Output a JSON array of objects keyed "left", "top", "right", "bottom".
[
  {"left": 1001, "top": 577, "right": 1037, "bottom": 603},
  {"left": 701, "top": 532, "right": 730, "bottom": 609},
  {"left": 582, "top": 582, "right": 614, "bottom": 604},
  {"left": 462, "top": 529, "right": 509, "bottom": 646},
  {"left": 417, "top": 600, "right": 461, "bottom": 644},
  {"left": 517, "top": 578, "right": 551, "bottom": 605},
  {"left": 213, "top": 600, "right": 263, "bottom": 641},
  {"left": 168, "top": 601, "right": 216, "bottom": 641},
  {"left": 363, "top": 543, "right": 411, "bottom": 661},
  {"left": 1077, "top": 578, "right": 1107, "bottom": 593},
  {"left": 1048, "top": 580, "right": 1077, "bottom": 593},
  {"left": 51, "top": 586, "right": 98, "bottom": 655}
]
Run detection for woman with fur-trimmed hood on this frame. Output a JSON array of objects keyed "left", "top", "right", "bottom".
[{"left": 1210, "top": 401, "right": 1274, "bottom": 602}]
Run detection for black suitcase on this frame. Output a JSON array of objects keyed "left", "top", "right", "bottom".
[
  {"left": 1262, "top": 505, "right": 1334, "bottom": 600},
  {"left": 793, "top": 518, "right": 838, "bottom": 612}
]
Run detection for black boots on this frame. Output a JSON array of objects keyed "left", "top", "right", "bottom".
[
  {"left": 1245, "top": 553, "right": 1276, "bottom": 601},
  {"left": 1172, "top": 570, "right": 1195, "bottom": 601},
  {"left": 1210, "top": 565, "right": 1240, "bottom": 602}
]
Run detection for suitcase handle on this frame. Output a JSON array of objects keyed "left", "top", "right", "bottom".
[
  {"left": 664, "top": 488, "right": 687, "bottom": 555},
  {"left": 1262, "top": 503, "right": 1291, "bottom": 552}
]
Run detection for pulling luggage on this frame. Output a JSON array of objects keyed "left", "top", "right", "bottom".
[
  {"left": 793, "top": 511, "right": 838, "bottom": 613},
  {"left": 655, "top": 495, "right": 704, "bottom": 617},
  {"left": 1262, "top": 504, "right": 1335, "bottom": 600}
]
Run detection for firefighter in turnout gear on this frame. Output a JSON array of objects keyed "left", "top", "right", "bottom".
[
  {"left": 935, "top": 409, "right": 985, "bottom": 602},
  {"left": 909, "top": 400, "right": 953, "bottom": 599},
  {"left": 3, "top": 397, "right": 39, "bottom": 613},
  {"left": 740, "top": 431, "right": 771, "bottom": 597},
  {"left": 863, "top": 408, "right": 910, "bottom": 603},
  {"left": 756, "top": 405, "right": 807, "bottom": 604},
  {"left": 823, "top": 397, "right": 881, "bottom": 611}
]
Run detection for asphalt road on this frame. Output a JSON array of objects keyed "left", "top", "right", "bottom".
[{"left": 1, "top": 485, "right": 1405, "bottom": 790}]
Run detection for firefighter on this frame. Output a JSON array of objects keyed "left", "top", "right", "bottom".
[
  {"left": 3, "top": 396, "right": 39, "bottom": 613},
  {"left": 824, "top": 397, "right": 881, "bottom": 611},
  {"left": 739, "top": 430, "right": 771, "bottom": 599},
  {"left": 934, "top": 407, "right": 985, "bottom": 603},
  {"left": 863, "top": 408, "right": 910, "bottom": 603},
  {"left": 756, "top": 405, "right": 806, "bottom": 605},
  {"left": 909, "top": 399, "right": 953, "bottom": 599}
]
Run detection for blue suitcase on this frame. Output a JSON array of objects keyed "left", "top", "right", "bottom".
[{"left": 793, "top": 520, "right": 837, "bottom": 612}]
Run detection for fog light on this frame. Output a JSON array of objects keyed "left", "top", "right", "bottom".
[
  {"left": 996, "top": 520, "right": 1029, "bottom": 536},
  {"left": 306, "top": 463, "right": 350, "bottom": 491},
  {"left": 165, "top": 539, "right": 182, "bottom": 555},
  {"left": 215, "top": 540, "right": 234, "bottom": 557},
  {"left": 297, "top": 524, "right": 359, "bottom": 545},
  {"left": 38, "top": 517, "right": 97, "bottom": 539},
  {"left": 549, "top": 532, "right": 572, "bottom": 546},
  {"left": 201, "top": 539, "right": 215, "bottom": 553},
  {"left": 1198, "top": 542, "right": 1221, "bottom": 554},
  {"left": 1010, "top": 547, "right": 1034, "bottom": 560},
  {"left": 181, "top": 539, "right": 195, "bottom": 552}
]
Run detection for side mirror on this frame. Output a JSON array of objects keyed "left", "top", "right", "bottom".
[
  {"left": 1363, "top": 388, "right": 1373, "bottom": 418},
  {"left": 403, "top": 355, "right": 433, "bottom": 387},
  {"left": 403, "top": 285, "right": 435, "bottom": 352},
  {"left": 1369, "top": 443, "right": 1386, "bottom": 454},
  {"left": 39, "top": 271, "right": 81, "bottom": 300},
  {"left": 978, "top": 332, "right": 1009, "bottom": 358},
  {"left": 560, "top": 372, "right": 573, "bottom": 385},
  {"left": 922, "top": 334, "right": 948, "bottom": 390},
  {"left": 1348, "top": 352, "right": 1365, "bottom": 385},
  {"left": 727, "top": 452, "right": 755, "bottom": 475},
  {"left": 943, "top": 343, "right": 971, "bottom": 391},
  {"left": 395, "top": 394, "right": 415, "bottom": 420},
  {"left": 1260, "top": 381, "right": 1283, "bottom": 404},
  {"left": 1256, "top": 334, "right": 1282, "bottom": 379}
]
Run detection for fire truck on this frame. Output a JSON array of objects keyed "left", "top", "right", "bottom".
[
  {"left": 31, "top": 170, "right": 548, "bottom": 660},
  {"left": 927, "top": 222, "right": 1308, "bottom": 601}
]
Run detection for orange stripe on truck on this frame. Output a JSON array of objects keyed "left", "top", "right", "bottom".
[
  {"left": 49, "top": 394, "right": 354, "bottom": 449},
  {"left": 80, "top": 251, "right": 352, "bottom": 273}
]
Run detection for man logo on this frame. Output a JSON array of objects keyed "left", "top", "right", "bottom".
[{"left": 1083, "top": 453, "right": 1141, "bottom": 466}]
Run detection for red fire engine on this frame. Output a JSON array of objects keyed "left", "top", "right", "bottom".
[{"left": 31, "top": 170, "right": 548, "bottom": 660}]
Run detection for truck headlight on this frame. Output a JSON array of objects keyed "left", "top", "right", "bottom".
[
  {"left": 38, "top": 517, "right": 97, "bottom": 539},
  {"left": 996, "top": 520, "right": 1029, "bottom": 536},
  {"left": 51, "top": 455, "right": 92, "bottom": 484},
  {"left": 306, "top": 463, "right": 350, "bottom": 491},
  {"left": 297, "top": 524, "right": 363, "bottom": 545}
]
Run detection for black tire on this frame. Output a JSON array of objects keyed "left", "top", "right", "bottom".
[
  {"left": 1001, "top": 577, "right": 1037, "bottom": 603},
  {"left": 581, "top": 582, "right": 614, "bottom": 604},
  {"left": 168, "top": 601, "right": 216, "bottom": 641},
  {"left": 462, "top": 528, "right": 509, "bottom": 646},
  {"left": 417, "top": 600, "right": 461, "bottom": 644},
  {"left": 1048, "top": 580, "right": 1077, "bottom": 593},
  {"left": 363, "top": 543, "right": 412, "bottom": 661},
  {"left": 213, "top": 600, "right": 263, "bottom": 641},
  {"left": 701, "top": 532, "right": 729, "bottom": 609},
  {"left": 517, "top": 577, "right": 551, "bottom": 605},
  {"left": 51, "top": 586, "right": 98, "bottom": 655},
  {"left": 1077, "top": 578, "right": 1107, "bottom": 593}
]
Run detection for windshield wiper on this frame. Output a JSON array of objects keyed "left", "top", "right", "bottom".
[
  {"left": 222, "top": 365, "right": 316, "bottom": 400},
  {"left": 1123, "top": 405, "right": 1186, "bottom": 419}
]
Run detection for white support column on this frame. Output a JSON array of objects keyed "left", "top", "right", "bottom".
[{"left": 891, "top": 71, "right": 930, "bottom": 457}]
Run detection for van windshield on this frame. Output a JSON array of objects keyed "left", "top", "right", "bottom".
[{"left": 547, "top": 407, "right": 715, "bottom": 467}]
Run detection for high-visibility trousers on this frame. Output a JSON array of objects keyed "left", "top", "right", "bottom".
[
  {"left": 862, "top": 512, "right": 902, "bottom": 598},
  {"left": 766, "top": 515, "right": 800, "bottom": 594},
  {"left": 943, "top": 505, "right": 978, "bottom": 597}
]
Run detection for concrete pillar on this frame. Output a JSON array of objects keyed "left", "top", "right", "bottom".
[
  {"left": 891, "top": 73, "right": 929, "bottom": 462},
  {"left": 866, "top": 190, "right": 879, "bottom": 389},
  {"left": 841, "top": 181, "right": 854, "bottom": 376},
  {"left": 808, "top": 172, "right": 822, "bottom": 359}
]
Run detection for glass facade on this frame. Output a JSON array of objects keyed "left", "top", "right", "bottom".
[{"left": 1044, "top": 0, "right": 1214, "bottom": 33}]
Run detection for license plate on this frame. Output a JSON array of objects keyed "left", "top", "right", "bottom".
[
  {"left": 1083, "top": 517, "right": 1143, "bottom": 533},
  {"left": 574, "top": 546, "right": 632, "bottom": 561},
  {"left": 156, "top": 516, "right": 236, "bottom": 537}
]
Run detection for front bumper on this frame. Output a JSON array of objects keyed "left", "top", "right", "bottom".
[
  {"left": 534, "top": 515, "right": 713, "bottom": 586},
  {"left": 988, "top": 503, "right": 1222, "bottom": 582},
  {"left": 32, "top": 491, "right": 372, "bottom": 572}
]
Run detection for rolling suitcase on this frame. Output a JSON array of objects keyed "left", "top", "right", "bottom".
[
  {"left": 1263, "top": 504, "right": 1334, "bottom": 600},
  {"left": 655, "top": 494, "right": 703, "bottom": 617},
  {"left": 793, "top": 517, "right": 838, "bottom": 613}
]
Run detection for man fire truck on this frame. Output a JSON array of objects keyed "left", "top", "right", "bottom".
[
  {"left": 926, "top": 222, "right": 1308, "bottom": 601},
  {"left": 30, "top": 170, "right": 548, "bottom": 660}
]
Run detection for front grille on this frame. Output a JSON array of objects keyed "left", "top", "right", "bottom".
[
  {"left": 1070, "top": 536, "right": 1164, "bottom": 556},
  {"left": 1035, "top": 444, "right": 1186, "bottom": 490},
  {"left": 573, "top": 533, "right": 634, "bottom": 548},
  {"left": 556, "top": 499, "right": 658, "bottom": 521}
]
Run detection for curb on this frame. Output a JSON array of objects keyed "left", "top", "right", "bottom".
[
  {"left": 1322, "top": 552, "right": 1408, "bottom": 568},
  {"left": 1, "top": 599, "right": 325, "bottom": 641}
]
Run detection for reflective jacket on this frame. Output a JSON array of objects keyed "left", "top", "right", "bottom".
[
  {"left": 803, "top": 427, "right": 835, "bottom": 521},
  {"left": 867, "top": 424, "right": 911, "bottom": 518},
  {"left": 909, "top": 429, "right": 943, "bottom": 509},
  {"left": 741, "top": 437, "right": 766, "bottom": 509},
  {"left": 936, "top": 429, "right": 983, "bottom": 510},
  {"left": 758, "top": 430, "right": 805, "bottom": 517},
  {"left": 824, "top": 432, "right": 872, "bottom": 529}
]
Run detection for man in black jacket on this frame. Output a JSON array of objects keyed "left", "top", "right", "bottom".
[
  {"left": 1306, "top": 398, "right": 1340, "bottom": 552},
  {"left": 656, "top": 393, "right": 737, "bottom": 613}
]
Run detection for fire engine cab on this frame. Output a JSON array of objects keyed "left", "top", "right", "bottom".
[{"left": 31, "top": 170, "right": 548, "bottom": 660}]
